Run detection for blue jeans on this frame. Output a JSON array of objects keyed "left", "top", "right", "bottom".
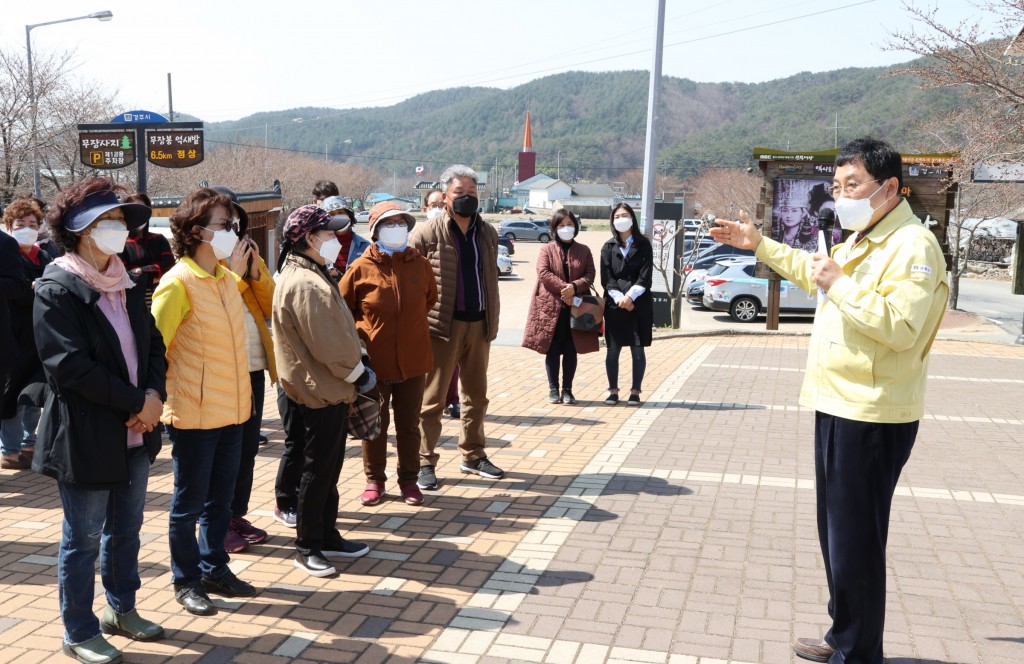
[
  {"left": 58, "top": 446, "right": 149, "bottom": 645},
  {"left": 0, "top": 404, "right": 40, "bottom": 455},
  {"left": 168, "top": 424, "right": 242, "bottom": 586}
]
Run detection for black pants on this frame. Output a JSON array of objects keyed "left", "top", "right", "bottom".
[
  {"left": 545, "top": 309, "right": 577, "bottom": 390},
  {"left": 274, "top": 383, "right": 308, "bottom": 511},
  {"left": 815, "top": 412, "right": 917, "bottom": 664},
  {"left": 605, "top": 339, "right": 646, "bottom": 392},
  {"left": 232, "top": 370, "right": 265, "bottom": 517},
  {"left": 295, "top": 401, "right": 348, "bottom": 556}
]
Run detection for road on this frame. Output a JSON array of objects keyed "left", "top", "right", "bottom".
[{"left": 955, "top": 276, "right": 1024, "bottom": 338}]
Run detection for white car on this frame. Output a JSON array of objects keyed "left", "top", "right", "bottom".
[
  {"left": 702, "top": 258, "right": 816, "bottom": 323},
  {"left": 354, "top": 210, "right": 371, "bottom": 224},
  {"left": 497, "top": 245, "right": 513, "bottom": 276}
]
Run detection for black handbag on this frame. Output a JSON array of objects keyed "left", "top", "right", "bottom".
[
  {"left": 569, "top": 283, "right": 605, "bottom": 332},
  {"left": 347, "top": 390, "right": 382, "bottom": 441}
]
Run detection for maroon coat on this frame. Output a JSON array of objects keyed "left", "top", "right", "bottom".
[{"left": 522, "top": 240, "right": 600, "bottom": 355}]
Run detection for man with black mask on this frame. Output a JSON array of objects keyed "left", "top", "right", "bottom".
[{"left": 409, "top": 165, "right": 504, "bottom": 491}]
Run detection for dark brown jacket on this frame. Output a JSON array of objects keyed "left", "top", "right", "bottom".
[
  {"left": 522, "top": 240, "right": 600, "bottom": 355},
  {"left": 409, "top": 212, "right": 500, "bottom": 342},
  {"left": 340, "top": 244, "right": 438, "bottom": 382}
]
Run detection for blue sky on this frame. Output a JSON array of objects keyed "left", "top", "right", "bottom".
[{"left": 1, "top": 0, "right": 1010, "bottom": 122}]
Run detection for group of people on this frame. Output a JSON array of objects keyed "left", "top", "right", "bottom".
[
  {"left": 521, "top": 203, "right": 655, "bottom": 407},
  {"left": 0, "top": 137, "right": 951, "bottom": 664}
]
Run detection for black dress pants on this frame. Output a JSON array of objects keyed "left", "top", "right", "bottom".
[
  {"left": 814, "top": 412, "right": 918, "bottom": 664},
  {"left": 274, "top": 384, "right": 306, "bottom": 511}
]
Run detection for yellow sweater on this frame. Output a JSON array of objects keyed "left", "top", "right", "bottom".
[
  {"left": 756, "top": 199, "right": 948, "bottom": 423},
  {"left": 152, "top": 257, "right": 252, "bottom": 429}
]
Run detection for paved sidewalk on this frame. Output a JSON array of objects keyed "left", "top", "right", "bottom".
[{"left": 2, "top": 335, "right": 1023, "bottom": 663}]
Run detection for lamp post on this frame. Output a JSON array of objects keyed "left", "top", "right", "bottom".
[{"left": 26, "top": 10, "right": 113, "bottom": 197}]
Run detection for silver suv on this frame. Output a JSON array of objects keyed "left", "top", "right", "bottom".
[{"left": 702, "top": 257, "right": 816, "bottom": 322}]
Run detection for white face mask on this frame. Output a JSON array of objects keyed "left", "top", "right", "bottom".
[
  {"left": 613, "top": 217, "right": 633, "bottom": 233},
  {"left": 314, "top": 234, "right": 343, "bottom": 265},
  {"left": 557, "top": 226, "right": 576, "bottom": 242},
  {"left": 378, "top": 225, "right": 409, "bottom": 249},
  {"left": 835, "top": 181, "right": 889, "bottom": 232},
  {"left": 425, "top": 207, "right": 444, "bottom": 221},
  {"left": 203, "top": 228, "right": 239, "bottom": 260},
  {"left": 90, "top": 220, "right": 130, "bottom": 255},
  {"left": 11, "top": 228, "right": 38, "bottom": 247}
]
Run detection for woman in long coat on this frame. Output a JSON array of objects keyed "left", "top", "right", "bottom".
[
  {"left": 522, "top": 209, "right": 599, "bottom": 405},
  {"left": 600, "top": 203, "right": 653, "bottom": 406}
]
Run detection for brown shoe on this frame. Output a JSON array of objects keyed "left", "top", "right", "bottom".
[
  {"left": 793, "top": 637, "right": 834, "bottom": 662},
  {"left": 1, "top": 453, "right": 29, "bottom": 470}
]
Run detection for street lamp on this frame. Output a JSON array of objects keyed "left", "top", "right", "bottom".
[{"left": 26, "top": 10, "right": 114, "bottom": 197}]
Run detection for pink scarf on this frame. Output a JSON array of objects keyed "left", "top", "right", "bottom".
[{"left": 54, "top": 250, "right": 134, "bottom": 308}]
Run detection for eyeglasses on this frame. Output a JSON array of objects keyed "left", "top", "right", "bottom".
[
  {"left": 425, "top": 202, "right": 445, "bottom": 209},
  {"left": 205, "top": 218, "right": 239, "bottom": 233},
  {"left": 829, "top": 179, "right": 881, "bottom": 198},
  {"left": 378, "top": 220, "right": 406, "bottom": 228}
]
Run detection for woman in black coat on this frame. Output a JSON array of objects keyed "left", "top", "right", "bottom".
[
  {"left": 33, "top": 177, "right": 167, "bottom": 664},
  {"left": 600, "top": 203, "right": 653, "bottom": 406}
]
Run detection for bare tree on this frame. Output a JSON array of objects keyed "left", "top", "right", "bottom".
[{"left": 689, "top": 167, "right": 761, "bottom": 219}]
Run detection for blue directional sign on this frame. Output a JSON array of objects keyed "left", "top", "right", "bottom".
[{"left": 110, "top": 110, "right": 169, "bottom": 124}]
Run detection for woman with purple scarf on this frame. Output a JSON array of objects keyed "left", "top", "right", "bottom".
[{"left": 32, "top": 177, "right": 167, "bottom": 664}]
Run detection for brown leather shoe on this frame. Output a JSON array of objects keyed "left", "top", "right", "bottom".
[{"left": 793, "top": 637, "right": 834, "bottom": 662}]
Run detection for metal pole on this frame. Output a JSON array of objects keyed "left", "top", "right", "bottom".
[
  {"left": 167, "top": 73, "right": 174, "bottom": 121},
  {"left": 26, "top": 25, "right": 39, "bottom": 198},
  {"left": 640, "top": 0, "right": 666, "bottom": 237},
  {"left": 136, "top": 126, "right": 147, "bottom": 194}
]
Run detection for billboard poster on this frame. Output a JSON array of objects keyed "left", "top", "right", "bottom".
[{"left": 771, "top": 177, "right": 836, "bottom": 251}]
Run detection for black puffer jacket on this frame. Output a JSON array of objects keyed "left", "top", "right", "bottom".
[{"left": 31, "top": 263, "right": 167, "bottom": 488}]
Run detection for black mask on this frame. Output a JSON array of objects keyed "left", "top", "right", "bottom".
[{"left": 450, "top": 194, "right": 478, "bottom": 218}]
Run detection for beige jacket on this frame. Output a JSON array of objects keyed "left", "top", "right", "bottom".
[
  {"left": 272, "top": 252, "right": 364, "bottom": 408},
  {"left": 409, "top": 211, "right": 500, "bottom": 342}
]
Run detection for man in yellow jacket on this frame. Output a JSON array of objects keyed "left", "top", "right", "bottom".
[{"left": 711, "top": 138, "right": 948, "bottom": 664}]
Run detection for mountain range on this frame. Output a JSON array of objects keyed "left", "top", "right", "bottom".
[{"left": 203, "top": 59, "right": 962, "bottom": 182}]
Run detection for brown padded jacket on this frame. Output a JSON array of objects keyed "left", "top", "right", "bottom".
[
  {"left": 409, "top": 212, "right": 500, "bottom": 342},
  {"left": 339, "top": 244, "right": 438, "bottom": 382}
]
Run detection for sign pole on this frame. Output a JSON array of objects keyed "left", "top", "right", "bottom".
[{"left": 136, "top": 126, "right": 147, "bottom": 194}]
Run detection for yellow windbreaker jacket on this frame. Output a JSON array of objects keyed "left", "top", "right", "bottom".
[{"left": 756, "top": 199, "right": 948, "bottom": 423}]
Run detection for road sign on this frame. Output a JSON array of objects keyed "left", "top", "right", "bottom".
[
  {"left": 78, "top": 130, "right": 136, "bottom": 169},
  {"left": 146, "top": 127, "right": 204, "bottom": 168},
  {"left": 110, "top": 110, "right": 169, "bottom": 124}
]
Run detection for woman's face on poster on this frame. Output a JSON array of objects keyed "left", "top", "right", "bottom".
[{"left": 777, "top": 204, "right": 806, "bottom": 230}]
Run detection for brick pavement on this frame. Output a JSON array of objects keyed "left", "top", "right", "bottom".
[{"left": 1, "top": 335, "right": 1023, "bottom": 663}]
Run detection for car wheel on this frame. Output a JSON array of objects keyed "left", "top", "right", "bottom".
[
  {"left": 504, "top": 232, "right": 516, "bottom": 240},
  {"left": 729, "top": 296, "right": 760, "bottom": 323},
  {"left": 538, "top": 233, "right": 550, "bottom": 243}
]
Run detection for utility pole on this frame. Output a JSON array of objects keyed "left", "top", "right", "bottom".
[
  {"left": 830, "top": 111, "right": 849, "bottom": 149},
  {"left": 640, "top": 0, "right": 667, "bottom": 237}
]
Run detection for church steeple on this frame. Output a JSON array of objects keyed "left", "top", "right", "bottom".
[{"left": 518, "top": 111, "right": 536, "bottom": 182}]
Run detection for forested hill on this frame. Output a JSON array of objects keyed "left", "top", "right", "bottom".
[{"left": 206, "top": 62, "right": 963, "bottom": 180}]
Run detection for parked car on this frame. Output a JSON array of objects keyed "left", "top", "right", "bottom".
[
  {"left": 702, "top": 260, "right": 816, "bottom": 323},
  {"left": 498, "top": 236, "right": 515, "bottom": 255},
  {"left": 497, "top": 219, "right": 550, "bottom": 243},
  {"left": 686, "top": 256, "right": 755, "bottom": 306},
  {"left": 354, "top": 210, "right": 371, "bottom": 223},
  {"left": 149, "top": 216, "right": 172, "bottom": 239},
  {"left": 497, "top": 245, "right": 513, "bottom": 276}
]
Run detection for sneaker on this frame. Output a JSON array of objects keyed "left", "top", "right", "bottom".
[
  {"left": 295, "top": 552, "right": 336, "bottom": 577},
  {"left": 1, "top": 452, "right": 29, "bottom": 470},
  {"left": 322, "top": 536, "right": 370, "bottom": 559},
  {"left": 460, "top": 456, "right": 505, "bottom": 480},
  {"left": 62, "top": 634, "right": 122, "bottom": 664},
  {"left": 230, "top": 516, "right": 268, "bottom": 544},
  {"left": 201, "top": 569, "right": 256, "bottom": 598},
  {"left": 417, "top": 466, "right": 439, "bottom": 490},
  {"left": 446, "top": 403, "right": 461, "bottom": 419},
  {"left": 223, "top": 527, "right": 249, "bottom": 554},
  {"left": 626, "top": 393, "right": 641, "bottom": 406},
  {"left": 604, "top": 392, "right": 619, "bottom": 406},
  {"left": 548, "top": 388, "right": 561, "bottom": 404},
  {"left": 359, "top": 483, "right": 384, "bottom": 506},
  {"left": 561, "top": 389, "right": 576, "bottom": 405},
  {"left": 399, "top": 483, "right": 424, "bottom": 506},
  {"left": 273, "top": 507, "right": 297, "bottom": 527},
  {"left": 258, "top": 434, "right": 269, "bottom": 446}
]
